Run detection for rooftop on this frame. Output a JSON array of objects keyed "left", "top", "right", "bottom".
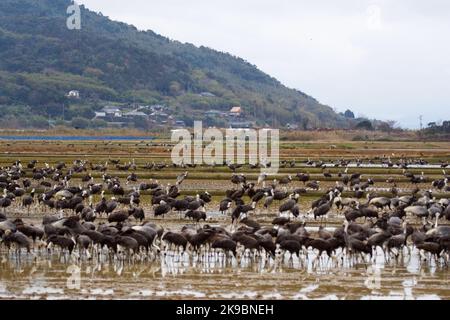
[
  {"left": 124, "top": 111, "right": 147, "bottom": 117},
  {"left": 102, "top": 106, "right": 122, "bottom": 112}
]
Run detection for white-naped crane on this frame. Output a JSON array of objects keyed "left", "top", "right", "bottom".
[{"left": 257, "top": 172, "right": 268, "bottom": 187}]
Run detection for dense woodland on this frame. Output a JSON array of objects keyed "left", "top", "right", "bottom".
[{"left": 0, "top": 0, "right": 359, "bottom": 129}]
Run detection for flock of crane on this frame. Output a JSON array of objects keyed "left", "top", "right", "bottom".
[{"left": 0, "top": 156, "right": 449, "bottom": 269}]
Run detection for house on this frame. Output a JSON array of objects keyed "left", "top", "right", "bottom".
[
  {"left": 102, "top": 106, "right": 122, "bottom": 117},
  {"left": 67, "top": 90, "right": 80, "bottom": 98},
  {"left": 286, "top": 123, "right": 299, "bottom": 130},
  {"left": 149, "top": 104, "right": 165, "bottom": 111},
  {"left": 123, "top": 110, "right": 148, "bottom": 118},
  {"left": 94, "top": 111, "right": 106, "bottom": 118},
  {"left": 150, "top": 111, "right": 169, "bottom": 118},
  {"left": 229, "top": 106, "right": 242, "bottom": 117},
  {"left": 174, "top": 120, "right": 186, "bottom": 128},
  {"left": 229, "top": 121, "right": 253, "bottom": 129},
  {"left": 93, "top": 106, "right": 123, "bottom": 121}
]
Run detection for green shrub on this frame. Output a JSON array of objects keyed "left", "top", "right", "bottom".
[
  {"left": 71, "top": 117, "right": 90, "bottom": 129},
  {"left": 91, "top": 119, "right": 107, "bottom": 128}
]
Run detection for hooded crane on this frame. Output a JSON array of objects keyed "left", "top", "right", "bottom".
[
  {"left": 128, "top": 207, "right": 145, "bottom": 222},
  {"left": 368, "top": 196, "right": 392, "bottom": 210},
  {"left": 306, "top": 181, "right": 320, "bottom": 190},
  {"left": 104, "top": 197, "right": 118, "bottom": 216},
  {"left": 154, "top": 200, "right": 171, "bottom": 218},
  {"left": 343, "top": 221, "right": 372, "bottom": 259},
  {"left": 385, "top": 222, "right": 410, "bottom": 258},
  {"left": 211, "top": 239, "right": 237, "bottom": 257},
  {"left": 231, "top": 202, "right": 256, "bottom": 224},
  {"left": 162, "top": 231, "right": 188, "bottom": 251},
  {"left": 22, "top": 189, "right": 35, "bottom": 214},
  {"left": 2, "top": 229, "right": 32, "bottom": 253},
  {"left": 279, "top": 194, "right": 300, "bottom": 217},
  {"left": 219, "top": 198, "right": 233, "bottom": 215},
  {"left": 296, "top": 173, "right": 310, "bottom": 184},
  {"left": 171, "top": 198, "right": 189, "bottom": 218},
  {"left": 278, "top": 175, "right": 292, "bottom": 185},
  {"left": 311, "top": 191, "right": 334, "bottom": 222},
  {"left": 108, "top": 210, "right": 130, "bottom": 223},
  {"left": 404, "top": 205, "right": 430, "bottom": 223},
  {"left": 0, "top": 189, "right": 12, "bottom": 213},
  {"left": 187, "top": 195, "right": 205, "bottom": 211}
]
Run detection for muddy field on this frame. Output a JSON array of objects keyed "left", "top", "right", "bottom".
[{"left": 0, "top": 138, "right": 449, "bottom": 300}]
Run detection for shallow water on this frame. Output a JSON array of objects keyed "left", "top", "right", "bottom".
[
  {"left": 1, "top": 207, "right": 449, "bottom": 300},
  {"left": 0, "top": 246, "right": 448, "bottom": 300}
]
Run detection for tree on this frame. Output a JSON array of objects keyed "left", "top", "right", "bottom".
[
  {"left": 169, "top": 81, "right": 182, "bottom": 96},
  {"left": 423, "top": 120, "right": 450, "bottom": 135},
  {"left": 344, "top": 109, "right": 355, "bottom": 119},
  {"left": 386, "top": 120, "right": 397, "bottom": 129},
  {"left": 179, "top": 114, "right": 194, "bottom": 127},
  {"left": 377, "top": 120, "right": 398, "bottom": 132},
  {"left": 29, "top": 116, "right": 49, "bottom": 129},
  {"left": 355, "top": 120, "right": 373, "bottom": 130},
  {"left": 91, "top": 119, "right": 107, "bottom": 128},
  {"left": 43, "top": 103, "right": 64, "bottom": 117},
  {"left": 71, "top": 117, "right": 90, "bottom": 129},
  {"left": 67, "top": 105, "right": 95, "bottom": 120},
  {"left": 133, "top": 117, "right": 149, "bottom": 130}
]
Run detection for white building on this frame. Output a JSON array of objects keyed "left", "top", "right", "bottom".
[
  {"left": 102, "top": 106, "right": 122, "bottom": 117},
  {"left": 67, "top": 90, "right": 80, "bottom": 98}
]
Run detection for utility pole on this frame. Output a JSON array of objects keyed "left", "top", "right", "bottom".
[
  {"left": 272, "top": 109, "right": 275, "bottom": 128},
  {"left": 419, "top": 115, "right": 423, "bottom": 130}
]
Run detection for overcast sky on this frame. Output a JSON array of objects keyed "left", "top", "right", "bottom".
[{"left": 77, "top": 0, "right": 450, "bottom": 128}]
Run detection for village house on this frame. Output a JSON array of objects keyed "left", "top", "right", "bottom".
[
  {"left": 150, "top": 110, "right": 169, "bottom": 119},
  {"left": 229, "top": 121, "right": 253, "bottom": 129},
  {"left": 93, "top": 106, "right": 125, "bottom": 124},
  {"left": 91, "top": 103, "right": 176, "bottom": 128},
  {"left": 286, "top": 123, "right": 299, "bottom": 130},
  {"left": 229, "top": 106, "right": 242, "bottom": 117},
  {"left": 123, "top": 110, "right": 148, "bottom": 119},
  {"left": 104, "top": 106, "right": 122, "bottom": 117},
  {"left": 66, "top": 90, "right": 80, "bottom": 98},
  {"left": 148, "top": 104, "right": 165, "bottom": 112},
  {"left": 174, "top": 120, "right": 186, "bottom": 128}
]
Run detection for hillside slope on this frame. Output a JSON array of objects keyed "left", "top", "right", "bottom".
[{"left": 0, "top": 0, "right": 353, "bottom": 128}]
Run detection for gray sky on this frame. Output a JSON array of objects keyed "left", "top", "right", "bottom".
[{"left": 77, "top": 0, "right": 450, "bottom": 128}]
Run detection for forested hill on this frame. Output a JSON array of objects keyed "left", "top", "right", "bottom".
[{"left": 0, "top": 0, "right": 354, "bottom": 128}]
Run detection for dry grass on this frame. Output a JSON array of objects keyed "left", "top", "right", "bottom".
[
  {"left": 0, "top": 127, "right": 168, "bottom": 137},
  {"left": 280, "top": 129, "right": 418, "bottom": 141},
  {"left": 1, "top": 137, "right": 449, "bottom": 160}
]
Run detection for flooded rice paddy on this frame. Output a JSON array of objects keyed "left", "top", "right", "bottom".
[
  {"left": 0, "top": 242, "right": 448, "bottom": 300},
  {"left": 0, "top": 139, "right": 448, "bottom": 300},
  {"left": 0, "top": 209, "right": 448, "bottom": 300},
  {"left": 1, "top": 182, "right": 449, "bottom": 300}
]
